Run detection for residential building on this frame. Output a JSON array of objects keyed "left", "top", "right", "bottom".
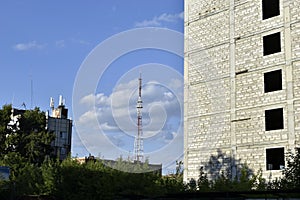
[
  {"left": 7, "top": 96, "right": 72, "bottom": 161},
  {"left": 184, "top": 0, "right": 300, "bottom": 182},
  {"left": 46, "top": 95, "right": 72, "bottom": 160}
]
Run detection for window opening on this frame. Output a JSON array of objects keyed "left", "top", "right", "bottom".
[
  {"left": 263, "top": 32, "right": 281, "bottom": 56},
  {"left": 264, "top": 69, "right": 282, "bottom": 93},
  {"left": 265, "top": 108, "right": 284, "bottom": 131},
  {"left": 266, "top": 147, "right": 285, "bottom": 170},
  {"left": 262, "top": 0, "right": 280, "bottom": 20}
]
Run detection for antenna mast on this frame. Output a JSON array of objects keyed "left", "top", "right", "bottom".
[
  {"left": 134, "top": 73, "right": 144, "bottom": 162},
  {"left": 30, "top": 75, "right": 33, "bottom": 109}
]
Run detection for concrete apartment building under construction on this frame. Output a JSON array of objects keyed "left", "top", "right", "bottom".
[{"left": 184, "top": 0, "right": 300, "bottom": 182}]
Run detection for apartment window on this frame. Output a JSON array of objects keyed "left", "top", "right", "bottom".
[
  {"left": 265, "top": 108, "right": 284, "bottom": 131},
  {"left": 263, "top": 32, "right": 281, "bottom": 56},
  {"left": 61, "top": 147, "right": 66, "bottom": 155},
  {"left": 266, "top": 147, "right": 285, "bottom": 170},
  {"left": 264, "top": 69, "right": 282, "bottom": 93},
  {"left": 262, "top": 0, "right": 280, "bottom": 20}
]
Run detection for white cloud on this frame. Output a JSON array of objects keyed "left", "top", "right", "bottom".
[
  {"left": 76, "top": 77, "right": 183, "bottom": 164},
  {"left": 78, "top": 110, "right": 97, "bottom": 125},
  {"left": 71, "top": 38, "right": 90, "bottom": 45},
  {"left": 55, "top": 40, "right": 66, "bottom": 48},
  {"left": 55, "top": 38, "right": 90, "bottom": 48},
  {"left": 13, "top": 41, "right": 46, "bottom": 51},
  {"left": 80, "top": 93, "right": 109, "bottom": 109},
  {"left": 99, "top": 122, "right": 119, "bottom": 131},
  {"left": 55, "top": 37, "right": 91, "bottom": 48},
  {"left": 135, "top": 12, "right": 184, "bottom": 27},
  {"left": 78, "top": 78, "right": 182, "bottom": 134},
  {"left": 164, "top": 92, "right": 173, "bottom": 99}
]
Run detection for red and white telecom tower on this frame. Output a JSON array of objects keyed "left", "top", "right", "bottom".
[{"left": 134, "top": 73, "right": 144, "bottom": 162}]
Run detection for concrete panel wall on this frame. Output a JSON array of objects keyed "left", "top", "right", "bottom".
[{"left": 184, "top": 0, "right": 300, "bottom": 183}]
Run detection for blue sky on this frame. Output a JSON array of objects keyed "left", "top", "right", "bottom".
[{"left": 0, "top": 0, "right": 184, "bottom": 173}]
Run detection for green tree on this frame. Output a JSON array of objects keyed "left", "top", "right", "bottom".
[
  {"left": 254, "top": 168, "right": 267, "bottom": 191},
  {"left": 280, "top": 149, "right": 300, "bottom": 189},
  {"left": 187, "top": 178, "right": 197, "bottom": 191},
  {"left": 14, "top": 162, "right": 42, "bottom": 195},
  {"left": 55, "top": 158, "right": 115, "bottom": 200},
  {"left": 0, "top": 105, "right": 57, "bottom": 197},
  {"left": 0, "top": 105, "right": 12, "bottom": 156},
  {"left": 231, "top": 165, "right": 257, "bottom": 191},
  {"left": 17, "top": 108, "right": 55, "bottom": 164},
  {"left": 38, "top": 158, "right": 59, "bottom": 195},
  {"left": 197, "top": 166, "right": 211, "bottom": 191},
  {"left": 212, "top": 170, "right": 232, "bottom": 191},
  {"left": 0, "top": 106, "right": 55, "bottom": 165}
]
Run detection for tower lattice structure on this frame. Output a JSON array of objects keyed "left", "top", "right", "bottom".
[{"left": 134, "top": 74, "right": 144, "bottom": 162}]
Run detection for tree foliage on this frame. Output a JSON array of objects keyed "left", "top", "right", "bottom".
[
  {"left": 0, "top": 105, "right": 12, "bottom": 155},
  {"left": 186, "top": 149, "right": 300, "bottom": 194},
  {"left": 280, "top": 148, "right": 300, "bottom": 189},
  {"left": 1, "top": 104, "right": 300, "bottom": 198},
  {"left": 0, "top": 105, "right": 55, "bottom": 166},
  {"left": 0, "top": 150, "right": 300, "bottom": 199}
]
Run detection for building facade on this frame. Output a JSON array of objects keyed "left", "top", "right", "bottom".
[
  {"left": 46, "top": 95, "right": 72, "bottom": 160},
  {"left": 184, "top": 0, "right": 300, "bottom": 182},
  {"left": 7, "top": 96, "right": 72, "bottom": 161}
]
